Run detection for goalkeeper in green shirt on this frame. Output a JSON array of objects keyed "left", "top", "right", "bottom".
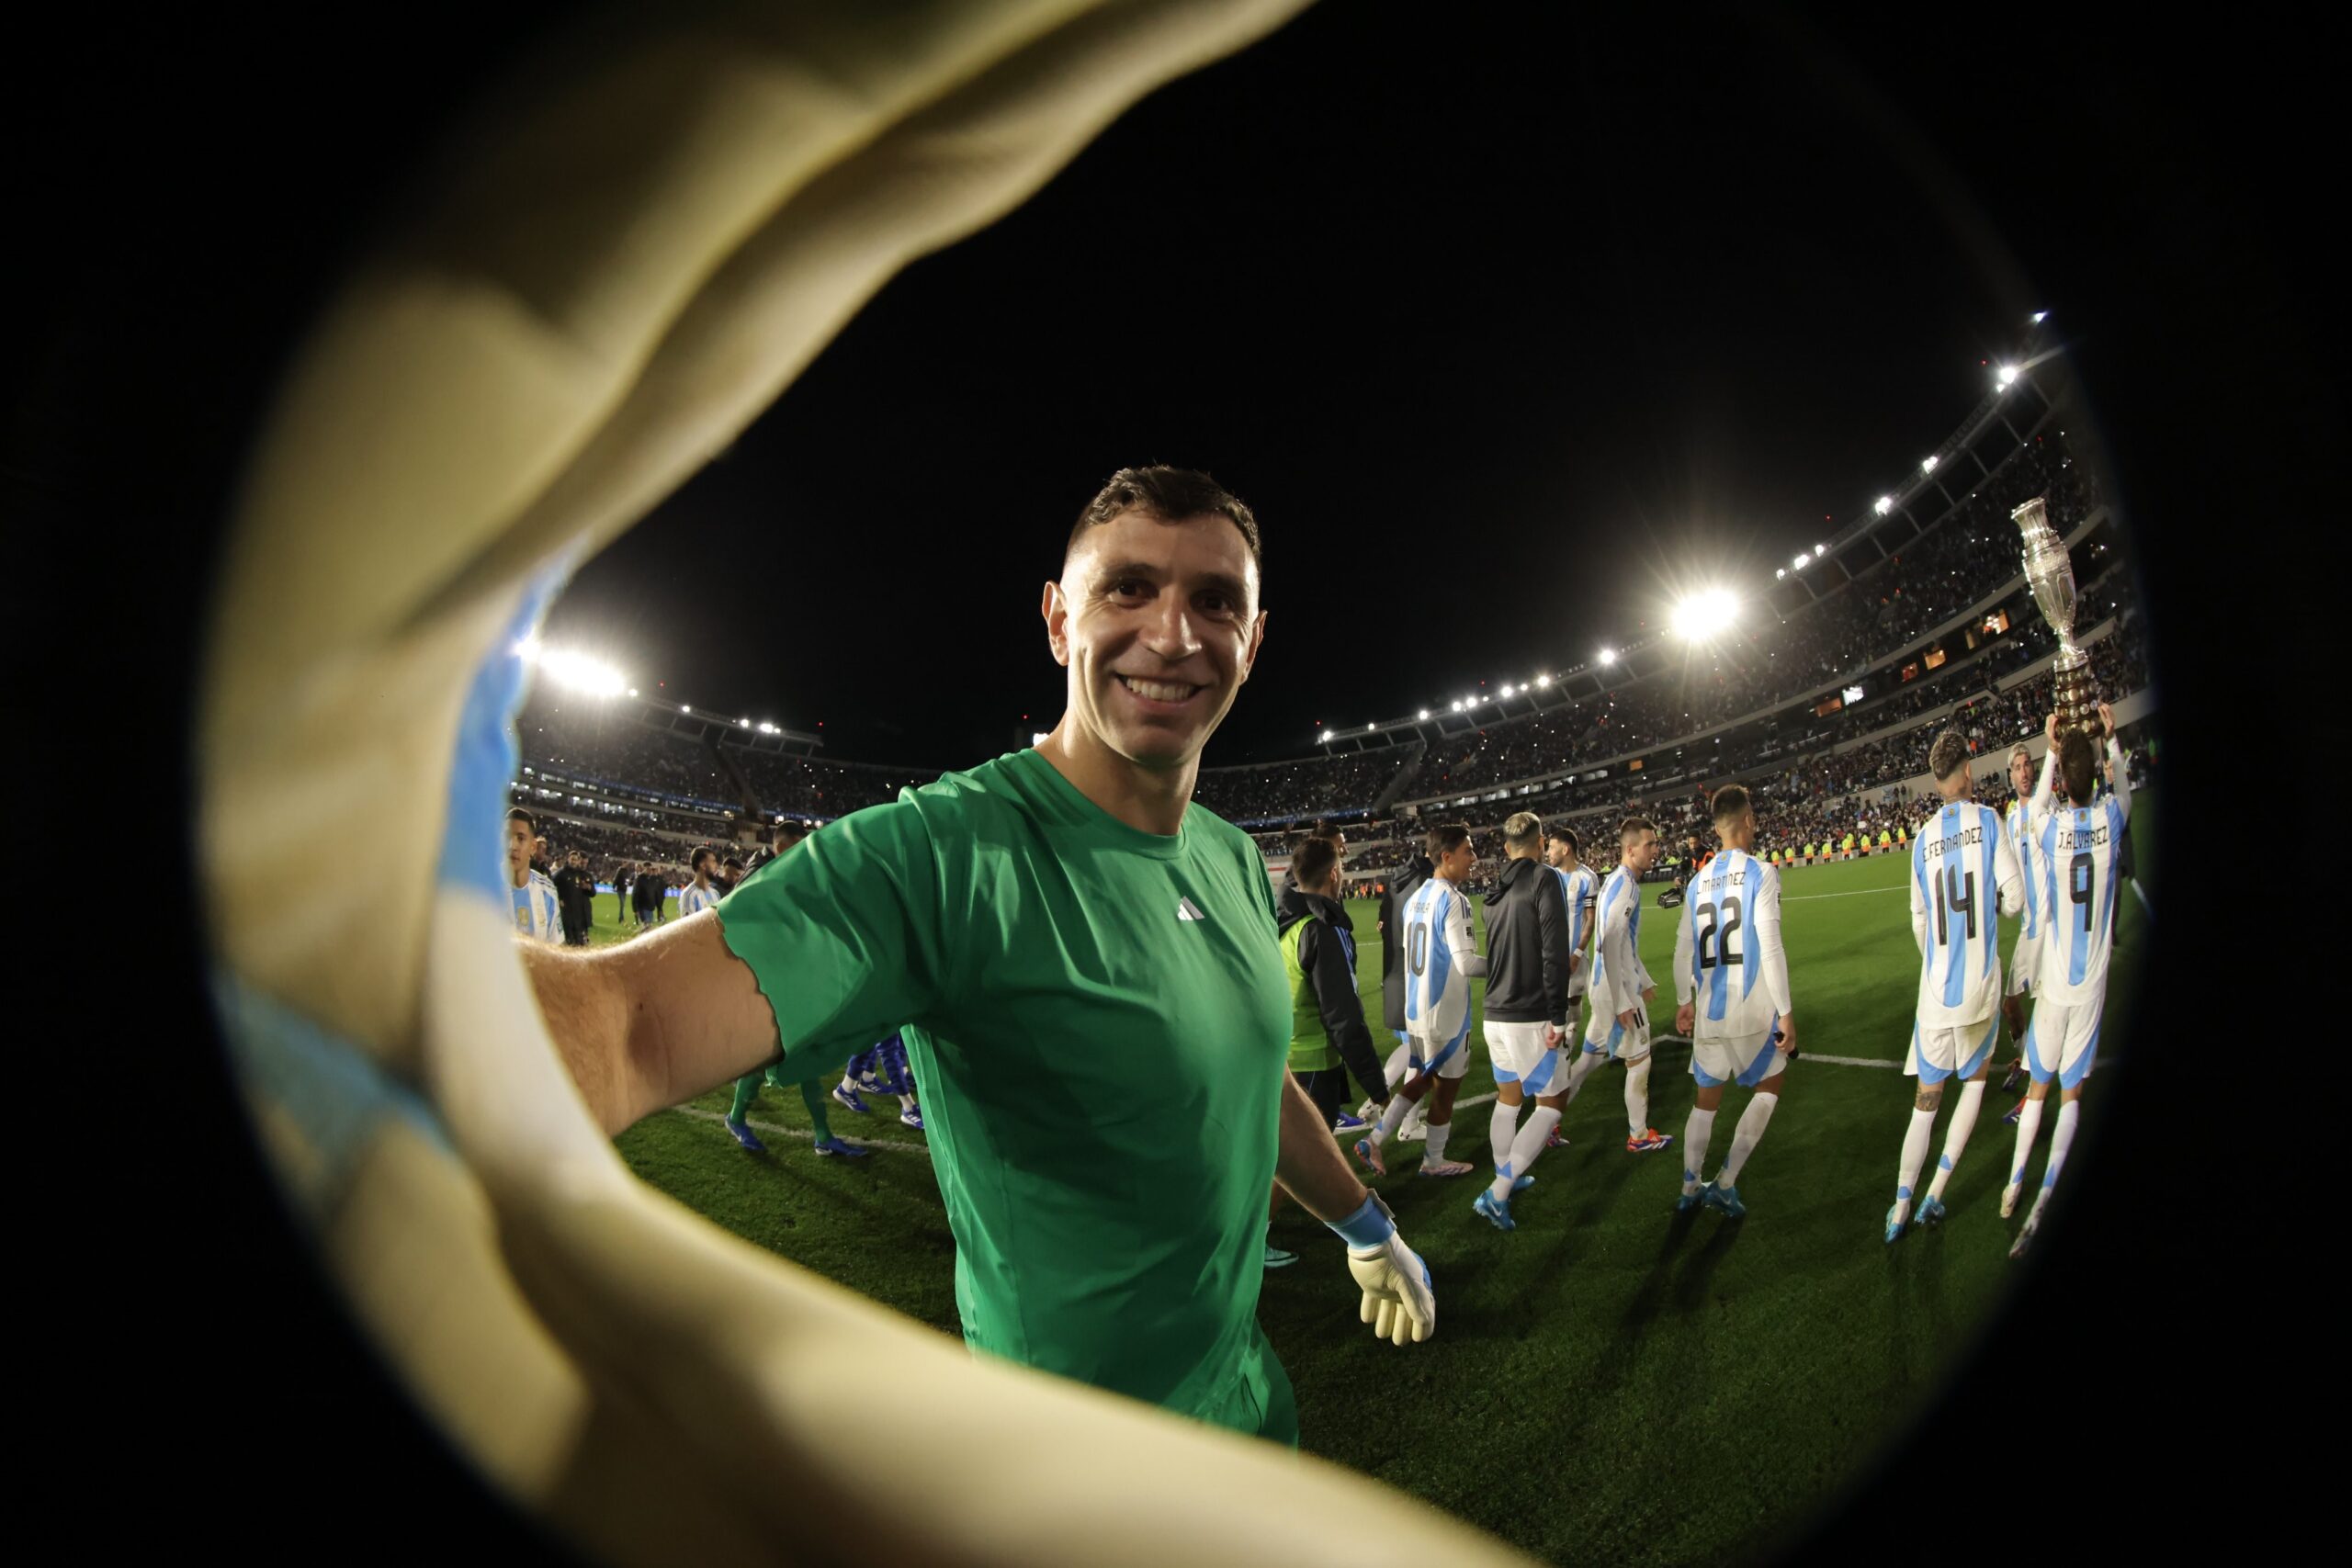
[{"left": 522, "top": 467, "right": 1437, "bottom": 1445}]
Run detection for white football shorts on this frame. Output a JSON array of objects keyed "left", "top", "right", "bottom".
[
  {"left": 2023, "top": 994, "right": 2101, "bottom": 1090},
  {"left": 1584, "top": 1001, "right": 1652, "bottom": 1064},
  {"left": 1907, "top": 1012, "right": 2000, "bottom": 1085},
  {"left": 1691, "top": 1023, "right": 1786, "bottom": 1089},
  {"left": 1407, "top": 1021, "right": 1474, "bottom": 1081},
  {"left": 1486, "top": 1020, "right": 1565, "bottom": 1095}
]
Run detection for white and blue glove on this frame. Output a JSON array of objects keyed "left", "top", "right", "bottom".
[{"left": 1328, "top": 1191, "right": 1435, "bottom": 1346}]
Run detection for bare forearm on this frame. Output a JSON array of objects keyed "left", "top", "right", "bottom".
[
  {"left": 519, "top": 940, "right": 650, "bottom": 1134},
  {"left": 1272, "top": 1073, "right": 1372, "bottom": 1222}
]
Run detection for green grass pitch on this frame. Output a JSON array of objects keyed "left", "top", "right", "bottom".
[{"left": 591, "top": 796, "right": 2153, "bottom": 1565}]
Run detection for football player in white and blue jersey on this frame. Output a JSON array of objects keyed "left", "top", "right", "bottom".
[
  {"left": 1543, "top": 825, "right": 1600, "bottom": 1149},
  {"left": 1670, "top": 787, "right": 1796, "bottom": 1218},
  {"left": 2004, "top": 704, "right": 2131, "bottom": 1258},
  {"left": 1996, "top": 740, "right": 2044, "bottom": 1113},
  {"left": 1567, "top": 818, "right": 1673, "bottom": 1153},
  {"left": 1886, "top": 732, "right": 2025, "bottom": 1243},
  {"left": 1358, "top": 825, "right": 1485, "bottom": 1178},
  {"left": 505, "top": 807, "right": 565, "bottom": 944}
]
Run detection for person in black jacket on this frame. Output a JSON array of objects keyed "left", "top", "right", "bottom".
[
  {"left": 1267, "top": 835, "right": 1391, "bottom": 1269},
  {"left": 1471, "top": 811, "right": 1574, "bottom": 1232},
  {"left": 551, "top": 849, "right": 595, "bottom": 947}
]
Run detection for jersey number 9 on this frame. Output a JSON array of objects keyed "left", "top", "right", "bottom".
[{"left": 2068, "top": 852, "right": 2094, "bottom": 931}]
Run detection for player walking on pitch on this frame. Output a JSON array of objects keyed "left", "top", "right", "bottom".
[
  {"left": 1671, "top": 787, "right": 1795, "bottom": 1218},
  {"left": 1359, "top": 825, "right": 1486, "bottom": 1178},
  {"left": 1998, "top": 741, "right": 2043, "bottom": 1119},
  {"left": 1562, "top": 818, "right": 1673, "bottom": 1153},
  {"left": 1886, "top": 732, "right": 2024, "bottom": 1243},
  {"left": 504, "top": 807, "right": 566, "bottom": 945},
  {"left": 2004, "top": 704, "right": 2131, "bottom": 1258},
  {"left": 522, "top": 468, "right": 1436, "bottom": 1450},
  {"left": 1542, "top": 825, "right": 1600, "bottom": 1147},
  {"left": 1472, "top": 812, "right": 1574, "bottom": 1231}
]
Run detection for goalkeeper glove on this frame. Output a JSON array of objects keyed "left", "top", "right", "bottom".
[{"left": 1327, "top": 1191, "right": 1434, "bottom": 1346}]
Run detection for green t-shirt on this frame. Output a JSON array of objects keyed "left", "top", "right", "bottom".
[{"left": 714, "top": 749, "right": 1295, "bottom": 1430}]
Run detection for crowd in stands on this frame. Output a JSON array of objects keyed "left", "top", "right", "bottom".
[
  {"left": 518, "top": 698, "right": 739, "bottom": 807},
  {"left": 718, "top": 743, "right": 942, "bottom": 818},
  {"left": 1393, "top": 451, "right": 2116, "bottom": 805},
  {"left": 1193, "top": 745, "right": 1417, "bottom": 826}
]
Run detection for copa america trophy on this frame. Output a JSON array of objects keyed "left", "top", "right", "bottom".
[{"left": 2010, "top": 494, "right": 2101, "bottom": 738}]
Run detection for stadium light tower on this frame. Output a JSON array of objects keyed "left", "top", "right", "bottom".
[{"left": 1670, "top": 589, "right": 1738, "bottom": 642}]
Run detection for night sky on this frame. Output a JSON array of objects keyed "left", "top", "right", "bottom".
[{"left": 536, "top": 6, "right": 2040, "bottom": 768}]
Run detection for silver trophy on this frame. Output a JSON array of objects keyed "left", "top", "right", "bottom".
[{"left": 2010, "top": 494, "right": 2100, "bottom": 738}]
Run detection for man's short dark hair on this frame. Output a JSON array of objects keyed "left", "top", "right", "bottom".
[
  {"left": 505, "top": 807, "right": 535, "bottom": 833},
  {"left": 773, "top": 820, "right": 808, "bottom": 846},
  {"left": 693, "top": 847, "right": 717, "bottom": 872},
  {"left": 1619, "top": 816, "right": 1657, "bottom": 843},
  {"left": 1710, "top": 785, "right": 1750, "bottom": 825},
  {"left": 1547, "top": 824, "right": 1580, "bottom": 857},
  {"left": 2057, "top": 729, "right": 2098, "bottom": 805},
  {"left": 1066, "top": 466, "right": 1261, "bottom": 579},
  {"left": 1929, "top": 729, "right": 1971, "bottom": 782},
  {"left": 1425, "top": 823, "right": 1472, "bottom": 861},
  {"left": 1291, "top": 836, "right": 1340, "bottom": 892}
]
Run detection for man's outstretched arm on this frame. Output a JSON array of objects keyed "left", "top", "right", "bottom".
[
  {"left": 518, "top": 912, "right": 780, "bottom": 1135},
  {"left": 1272, "top": 1069, "right": 1435, "bottom": 1346}
]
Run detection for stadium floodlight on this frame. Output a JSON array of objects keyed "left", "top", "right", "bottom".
[
  {"left": 739, "top": 717, "right": 751, "bottom": 727},
  {"left": 1792, "top": 552, "right": 1810, "bottom": 570},
  {"left": 1419, "top": 708, "right": 1430, "bottom": 720},
  {"left": 680, "top": 704, "right": 691, "bottom": 713},
  {"left": 1996, "top": 365, "right": 2018, "bottom": 388},
  {"left": 1669, "top": 589, "right": 1738, "bottom": 642},
  {"left": 1598, "top": 648, "right": 1617, "bottom": 666},
  {"left": 1776, "top": 568, "right": 1786, "bottom": 580},
  {"left": 628, "top": 688, "right": 638, "bottom": 697},
  {"left": 1501, "top": 682, "right": 1516, "bottom": 697},
  {"left": 1874, "top": 495, "right": 1894, "bottom": 515},
  {"left": 2031, "top": 310, "right": 2048, "bottom": 323},
  {"left": 1921, "top": 455, "right": 1939, "bottom": 473},
  {"left": 1536, "top": 673, "right": 1551, "bottom": 687},
  {"left": 1368, "top": 723, "right": 1377, "bottom": 732},
  {"left": 1815, "top": 543, "right": 1826, "bottom": 555}
]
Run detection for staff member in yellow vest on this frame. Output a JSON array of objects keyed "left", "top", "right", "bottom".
[{"left": 1270, "top": 835, "right": 1393, "bottom": 1269}]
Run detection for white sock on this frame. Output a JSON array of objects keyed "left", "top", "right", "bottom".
[
  {"left": 1561, "top": 1048, "right": 1605, "bottom": 1105},
  {"left": 1372, "top": 1093, "right": 1413, "bottom": 1145},
  {"left": 1489, "top": 1106, "right": 1562, "bottom": 1201},
  {"left": 898, "top": 1094, "right": 918, "bottom": 1112},
  {"left": 1624, "top": 1056, "right": 1653, "bottom": 1137},
  {"left": 1718, "top": 1091, "right": 1779, "bottom": 1186},
  {"left": 1894, "top": 1105, "right": 1937, "bottom": 1220},
  {"left": 1681, "top": 1108, "right": 1717, "bottom": 1195},
  {"left": 1424, "top": 1120, "right": 1453, "bottom": 1163},
  {"left": 2008, "top": 1097, "right": 2046, "bottom": 1190},
  {"left": 1488, "top": 1100, "right": 1521, "bottom": 1177},
  {"left": 1384, "top": 1043, "right": 1411, "bottom": 1089},
  {"left": 1927, "top": 1080, "right": 1985, "bottom": 1201},
  {"left": 2029, "top": 1100, "right": 2080, "bottom": 1221}
]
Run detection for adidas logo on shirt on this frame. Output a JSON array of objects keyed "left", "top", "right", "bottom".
[{"left": 1176, "top": 897, "right": 1206, "bottom": 922}]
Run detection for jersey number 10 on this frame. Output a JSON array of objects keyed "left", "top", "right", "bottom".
[{"left": 1407, "top": 919, "right": 1430, "bottom": 977}]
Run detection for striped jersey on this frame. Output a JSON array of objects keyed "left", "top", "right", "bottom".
[
  {"left": 511, "top": 870, "right": 564, "bottom": 943},
  {"left": 1586, "top": 865, "right": 1653, "bottom": 1019},
  {"left": 1669, "top": 848, "right": 1792, "bottom": 1039},
  {"left": 1551, "top": 863, "right": 1599, "bottom": 996},
  {"left": 679, "top": 879, "right": 725, "bottom": 918},
  {"left": 1400, "top": 875, "right": 1486, "bottom": 1045},
  {"left": 2004, "top": 795, "right": 2044, "bottom": 979},
  {"left": 2028, "top": 738, "right": 2134, "bottom": 1007},
  {"left": 1909, "top": 799, "right": 2025, "bottom": 1026}
]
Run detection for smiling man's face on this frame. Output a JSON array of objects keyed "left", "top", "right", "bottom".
[{"left": 1045, "top": 509, "right": 1266, "bottom": 773}]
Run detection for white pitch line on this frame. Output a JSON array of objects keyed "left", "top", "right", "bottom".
[{"left": 672, "top": 1102, "right": 932, "bottom": 1155}]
